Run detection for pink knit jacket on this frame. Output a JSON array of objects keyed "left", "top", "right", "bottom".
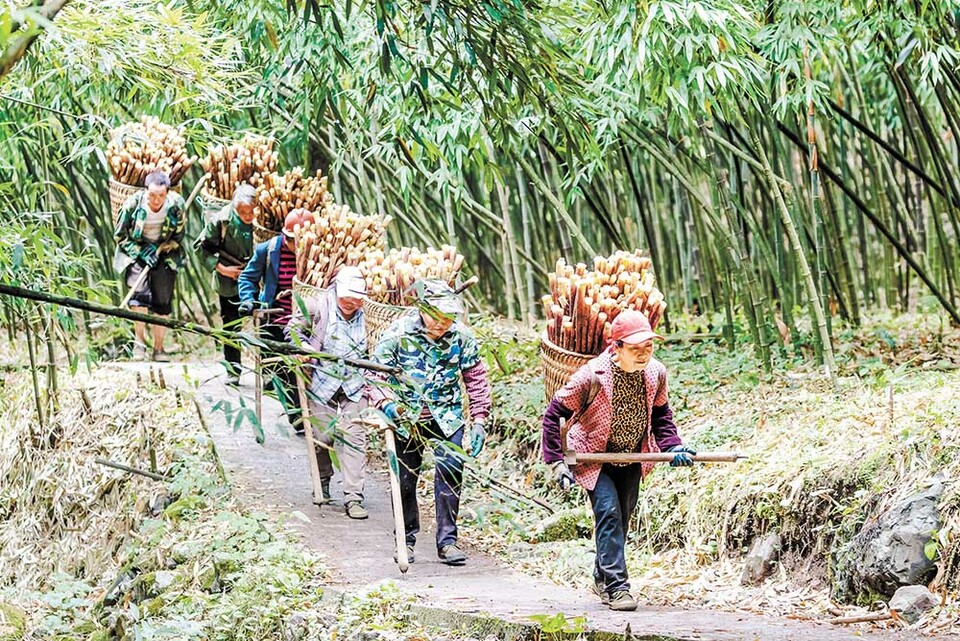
[{"left": 553, "top": 349, "right": 670, "bottom": 490}]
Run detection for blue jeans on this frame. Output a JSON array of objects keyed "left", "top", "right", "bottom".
[
  {"left": 587, "top": 463, "right": 642, "bottom": 593},
  {"left": 397, "top": 420, "right": 465, "bottom": 549}
]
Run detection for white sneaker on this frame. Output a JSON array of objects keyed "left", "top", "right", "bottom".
[{"left": 132, "top": 342, "right": 147, "bottom": 360}]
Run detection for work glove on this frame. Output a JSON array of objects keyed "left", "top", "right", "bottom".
[
  {"left": 469, "top": 420, "right": 486, "bottom": 457},
  {"left": 238, "top": 300, "right": 255, "bottom": 316},
  {"left": 140, "top": 243, "right": 159, "bottom": 268},
  {"left": 551, "top": 461, "right": 575, "bottom": 491},
  {"left": 157, "top": 240, "right": 180, "bottom": 255},
  {"left": 382, "top": 402, "right": 409, "bottom": 439},
  {"left": 667, "top": 444, "right": 697, "bottom": 467}
]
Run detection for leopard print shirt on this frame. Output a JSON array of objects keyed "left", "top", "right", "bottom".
[{"left": 607, "top": 364, "right": 648, "bottom": 461}]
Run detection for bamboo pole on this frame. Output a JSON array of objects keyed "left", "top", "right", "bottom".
[{"left": 753, "top": 131, "right": 836, "bottom": 384}]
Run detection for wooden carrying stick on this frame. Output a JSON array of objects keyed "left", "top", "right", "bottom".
[{"left": 559, "top": 418, "right": 746, "bottom": 466}]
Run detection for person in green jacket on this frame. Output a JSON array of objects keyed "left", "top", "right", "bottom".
[
  {"left": 113, "top": 171, "right": 186, "bottom": 361},
  {"left": 195, "top": 184, "right": 256, "bottom": 385}
]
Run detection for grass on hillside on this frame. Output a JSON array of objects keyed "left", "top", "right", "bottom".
[{"left": 462, "top": 311, "right": 960, "bottom": 631}]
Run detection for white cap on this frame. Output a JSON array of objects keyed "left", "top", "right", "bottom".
[{"left": 334, "top": 266, "right": 368, "bottom": 300}]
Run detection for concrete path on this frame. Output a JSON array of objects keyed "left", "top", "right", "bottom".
[{"left": 107, "top": 360, "right": 941, "bottom": 641}]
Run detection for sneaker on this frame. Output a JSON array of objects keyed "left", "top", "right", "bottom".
[
  {"left": 607, "top": 590, "right": 637, "bottom": 612},
  {"left": 132, "top": 342, "right": 147, "bottom": 360},
  {"left": 152, "top": 350, "right": 171, "bottom": 363},
  {"left": 226, "top": 375, "right": 240, "bottom": 387},
  {"left": 394, "top": 545, "right": 415, "bottom": 564},
  {"left": 344, "top": 501, "right": 369, "bottom": 520},
  {"left": 593, "top": 579, "right": 610, "bottom": 605},
  {"left": 438, "top": 544, "right": 467, "bottom": 565}
]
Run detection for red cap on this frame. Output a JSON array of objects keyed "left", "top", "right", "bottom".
[
  {"left": 282, "top": 211, "right": 302, "bottom": 238},
  {"left": 609, "top": 310, "right": 662, "bottom": 344}
]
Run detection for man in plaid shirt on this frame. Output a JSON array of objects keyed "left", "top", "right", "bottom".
[{"left": 287, "top": 266, "right": 377, "bottom": 519}]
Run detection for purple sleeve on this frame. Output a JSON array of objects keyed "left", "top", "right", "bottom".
[
  {"left": 462, "top": 361, "right": 492, "bottom": 421},
  {"left": 541, "top": 398, "right": 574, "bottom": 464},
  {"left": 651, "top": 401, "right": 681, "bottom": 450}
]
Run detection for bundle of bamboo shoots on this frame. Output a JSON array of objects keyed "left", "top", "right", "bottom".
[
  {"left": 107, "top": 116, "right": 194, "bottom": 186},
  {"left": 359, "top": 246, "right": 466, "bottom": 305},
  {"left": 200, "top": 135, "right": 278, "bottom": 199},
  {"left": 542, "top": 250, "right": 666, "bottom": 355},
  {"left": 255, "top": 167, "right": 332, "bottom": 232},
  {"left": 295, "top": 204, "right": 391, "bottom": 289}
]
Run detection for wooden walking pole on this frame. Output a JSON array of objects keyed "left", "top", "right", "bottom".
[
  {"left": 121, "top": 265, "right": 151, "bottom": 308},
  {"left": 362, "top": 417, "right": 408, "bottom": 573},
  {"left": 384, "top": 423, "right": 409, "bottom": 573},
  {"left": 295, "top": 372, "right": 326, "bottom": 506},
  {"left": 251, "top": 307, "right": 282, "bottom": 427}
]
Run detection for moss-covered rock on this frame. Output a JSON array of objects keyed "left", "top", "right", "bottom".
[{"left": 528, "top": 508, "right": 592, "bottom": 543}]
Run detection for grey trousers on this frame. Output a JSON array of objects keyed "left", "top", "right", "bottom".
[{"left": 307, "top": 393, "right": 369, "bottom": 503}]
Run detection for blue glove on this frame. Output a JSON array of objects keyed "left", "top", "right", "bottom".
[
  {"left": 469, "top": 420, "right": 486, "bottom": 457},
  {"left": 238, "top": 300, "right": 255, "bottom": 315},
  {"left": 140, "top": 243, "right": 158, "bottom": 268},
  {"left": 383, "top": 402, "right": 409, "bottom": 439},
  {"left": 667, "top": 444, "right": 697, "bottom": 467},
  {"left": 383, "top": 402, "right": 401, "bottom": 422}
]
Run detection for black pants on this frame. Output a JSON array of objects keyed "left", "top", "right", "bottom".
[
  {"left": 397, "top": 420, "right": 465, "bottom": 549},
  {"left": 587, "top": 463, "right": 643, "bottom": 593},
  {"left": 126, "top": 261, "right": 176, "bottom": 316},
  {"left": 259, "top": 322, "right": 302, "bottom": 430},
  {"left": 219, "top": 294, "right": 242, "bottom": 378}
]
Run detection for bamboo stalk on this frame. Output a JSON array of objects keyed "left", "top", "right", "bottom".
[{"left": 753, "top": 131, "right": 836, "bottom": 383}]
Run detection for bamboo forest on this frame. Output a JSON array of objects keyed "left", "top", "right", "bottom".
[{"left": 2, "top": 1, "right": 960, "bottom": 639}]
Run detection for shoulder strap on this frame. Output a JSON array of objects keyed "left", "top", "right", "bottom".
[{"left": 567, "top": 363, "right": 601, "bottom": 425}]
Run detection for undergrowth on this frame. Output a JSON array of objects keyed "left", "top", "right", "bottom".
[{"left": 464, "top": 311, "right": 960, "bottom": 620}]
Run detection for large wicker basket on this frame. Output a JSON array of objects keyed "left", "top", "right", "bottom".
[
  {"left": 109, "top": 177, "right": 181, "bottom": 224},
  {"left": 200, "top": 189, "right": 230, "bottom": 223},
  {"left": 292, "top": 276, "right": 321, "bottom": 304},
  {"left": 253, "top": 220, "right": 277, "bottom": 244},
  {"left": 365, "top": 298, "right": 412, "bottom": 350},
  {"left": 540, "top": 333, "right": 594, "bottom": 400}
]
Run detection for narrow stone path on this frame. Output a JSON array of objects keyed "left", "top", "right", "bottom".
[{"left": 107, "top": 360, "right": 936, "bottom": 640}]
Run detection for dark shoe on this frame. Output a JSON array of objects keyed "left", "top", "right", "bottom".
[
  {"left": 152, "top": 350, "right": 171, "bottom": 363},
  {"left": 344, "top": 500, "right": 368, "bottom": 520},
  {"left": 438, "top": 544, "right": 467, "bottom": 565},
  {"left": 314, "top": 479, "right": 332, "bottom": 506},
  {"left": 394, "top": 545, "right": 415, "bottom": 564},
  {"left": 226, "top": 375, "right": 240, "bottom": 387},
  {"left": 593, "top": 579, "right": 610, "bottom": 605},
  {"left": 608, "top": 590, "right": 637, "bottom": 611}
]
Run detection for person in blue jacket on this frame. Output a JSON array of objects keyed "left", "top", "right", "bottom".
[{"left": 238, "top": 210, "right": 304, "bottom": 430}]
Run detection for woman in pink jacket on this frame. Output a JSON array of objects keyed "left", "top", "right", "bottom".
[{"left": 541, "top": 310, "right": 696, "bottom": 612}]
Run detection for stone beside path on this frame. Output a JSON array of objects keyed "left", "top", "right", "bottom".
[{"left": 110, "top": 361, "right": 934, "bottom": 641}]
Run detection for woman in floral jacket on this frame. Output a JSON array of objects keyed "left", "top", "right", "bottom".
[{"left": 541, "top": 310, "right": 696, "bottom": 612}]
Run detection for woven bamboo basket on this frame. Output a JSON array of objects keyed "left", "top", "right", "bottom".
[
  {"left": 200, "top": 189, "right": 230, "bottom": 223},
  {"left": 365, "top": 298, "right": 412, "bottom": 350},
  {"left": 291, "top": 276, "right": 321, "bottom": 306},
  {"left": 109, "top": 177, "right": 181, "bottom": 224},
  {"left": 540, "top": 333, "right": 594, "bottom": 400},
  {"left": 253, "top": 220, "right": 277, "bottom": 244}
]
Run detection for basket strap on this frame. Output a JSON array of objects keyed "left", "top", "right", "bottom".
[{"left": 566, "top": 362, "right": 600, "bottom": 426}]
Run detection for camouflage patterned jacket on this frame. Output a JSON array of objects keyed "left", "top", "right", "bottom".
[
  {"left": 371, "top": 311, "right": 491, "bottom": 437},
  {"left": 112, "top": 191, "right": 186, "bottom": 274}
]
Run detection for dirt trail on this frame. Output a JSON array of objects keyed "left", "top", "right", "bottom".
[{"left": 107, "top": 360, "right": 933, "bottom": 641}]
